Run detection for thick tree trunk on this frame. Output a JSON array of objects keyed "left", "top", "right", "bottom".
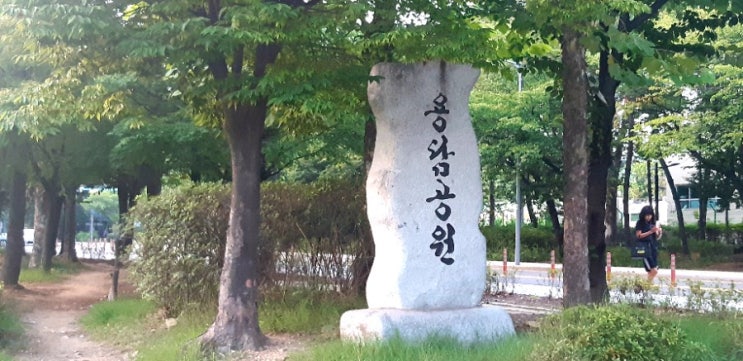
[
  {"left": 561, "top": 27, "right": 591, "bottom": 308},
  {"left": 604, "top": 117, "right": 627, "bottom": 246},
  {"left": 586, "top": 47, "right": 619, "bottom": 304},
  {"left": 351, "top": 116, "right": 376, "bottom": 296},
  {"left": 28, "top": 186, "right": 46, "bottom": 269},
  {"left": 200, "top": 41, "right": 281, "bottom": 351},
  {"left": 201, "top": 103, "right": 268, "bottom": 352},
  {"left": 62, "top": 188, "right": 78, "bottom": 262},
  {"left": 3, "top": 169, "right": 28, "bottom": 287},
  {"left": 660, "top": 159, "right": 690, "bottom": 255},
  {"left": 42, "top": 188, "right": 63, "bottom": 272},
  {"left": 140, "top": 164, "right": 162, "bottom": 196}
]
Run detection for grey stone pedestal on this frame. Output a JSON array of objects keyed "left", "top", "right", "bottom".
[{"left": 341, "top": 305, "right": 515, "bottom": 345}]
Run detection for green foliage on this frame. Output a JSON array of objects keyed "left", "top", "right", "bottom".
[
  {"left": 534, "top": 305, "right": 715, "bottom": 361},
  {"left": 260, "top": 289, "right": 364, "bottom": 335},
  {"left": 81, "top": 190, "right": 119, "bottom": 226},
  {"left": 472, "top": 71, "right": 564, "bottom": 210},
  {"left": 81, "top": 298, "right": 215, "bottom": 361},
  {"left": 699, "top": 222, "right": 743, "bottom": 245},
  {"left": 676, "top": 314, "right": 743, "bottom": 361},
  {"left": 125, "top": 182, "right": 230, "bottom": 316},
  {"left": 261, "top": 177, "right": 368, "bottom": 252},
  {"left": 126, "top": 177, "right": 370, "bottom": 314},
  {"left": 292, "top": 335, "right": 535, "bottom": 361},
  {"left": 81, "top": 298, "right": 156, "bottom": 332},
  {"left": 0, "top": 303, "right": 23, "bottom": 351},
  {"left": 19, "top": 259, "right": 83, "bottom": 283},
  {"left": 481, "top": 224, "right": 558, "bottom": 262},
  {"left": 261, "top": 177, "right": 371, "bottom": 293}
]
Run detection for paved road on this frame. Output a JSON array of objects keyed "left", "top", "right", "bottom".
[{"left": 487, "top": 261, "right": 743, "bottom": 311}]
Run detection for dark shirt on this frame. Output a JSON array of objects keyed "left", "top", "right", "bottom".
[{"left": 635, "top": 220, "right": 656, "bottom": 243}]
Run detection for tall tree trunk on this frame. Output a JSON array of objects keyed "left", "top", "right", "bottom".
[
  {"left": 604, "top": 163, "right": 619, "bottom": 246},
  {"left": 3, "top": 168, "right": 28, "bottom": 288},
  {"left": 586, "top": 46, "right": 619, "bottom": 304},
  {"left": 561, "top": 27, "right": 591, "bottom": 308},
  {"left": 654, "top": 163, "right": 659, "bottom": 218},
  {"left": 489, "top": 179, "right": 495, "bottom": 226},
  {"left": 28, "top": 186, "right": 46, "bottom": 269},
  {"left": 546, "top": 198, "right": 563, "bottom": 252},
  {"left": 697, "top": 168, "right": 709, "bottom": 240},
  {"left": 62, "top": 188, "right": 78, "bottom": 262},
  {"left": 622, "top": 137, "right": 635, "bottom": 244},
  {"left": 660, "top": 158, "right": 690, "bottom": 255},
  {"left": 110, "top": 177, "right": 134, "bottom": 301},
  {"left": 525, "top": 196, "right": 538, "bottom": 228},
  {"left": 351, "top": 116, "right": 376, "bottom": 296},
  {"left": 42, "top": 188, "right": 63, "bottom": 272},
  {"left": 604, "top": 115, "right": 629, "bottom": 246},
  {"left": 140, "top": 164, "right": 162, "bottom": 196},
  {"left": 646, "top": 160, "right": 653, "bottom": 207},
  {"left": 201, "top": 102, "right": 268, "bottom": 352},
  {"left": 200, "top": 41, "right": 280, "bottom": 352}
]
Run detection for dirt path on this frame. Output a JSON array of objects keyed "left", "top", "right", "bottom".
[
  {"left": 5, "top": 261, "right": 132, "bottom": 361},
  {"left": 2, "top": 260, "right": 559, "bottom": 361}
]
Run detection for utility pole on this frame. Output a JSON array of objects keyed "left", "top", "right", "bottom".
[{"left": 513, "top": 62, "right": 523, "bottom": 265}]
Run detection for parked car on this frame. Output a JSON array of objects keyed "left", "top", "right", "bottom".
[{"left": 0, "top": 229, "right": 35, "bottom": 250}]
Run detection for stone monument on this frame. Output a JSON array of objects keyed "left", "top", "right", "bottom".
[{"left": 340, "top": 61, "right": 515, "bottom": 344}]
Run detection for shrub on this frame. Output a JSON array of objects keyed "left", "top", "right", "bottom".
[
  {"left": 534, "top": 305, "right": 716, "bottom": 361},
  {"left": 126, "top": 182, "right": 230, "bottom": 316},
  {"left": 261, "top": 177, "right": 371, "bottom": 294},
  {"left": 482, "top": 224, "right": 558, "bottom": 262},
  {"left": 126, "top": 177, "right": 371, "bottom": 315}
]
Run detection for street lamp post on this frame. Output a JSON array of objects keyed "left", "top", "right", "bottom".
[
  {"left": 510, "top": 61, "right": 524, "bottom": 265},
  {"left": 89, "top": 210, "right": 95, "bottom": 242}
]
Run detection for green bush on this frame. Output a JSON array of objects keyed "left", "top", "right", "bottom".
[
  {"left": 534, "top": 305, "right": 716, "bottom": 361},
  {"left": 482, "top": 224, "right": 558, "bottom": 262},
  {"left": 126, "top": 182, "right": 230, "bottom": 316},
  {"left": 261, "top": 177, "right": 371, "bottom": 293},
  {"left": 261, "top": 177, "right": 369, "bottom": 253},
  {"left": 126, "top": 177, "right": 371, "bottom": 315}
]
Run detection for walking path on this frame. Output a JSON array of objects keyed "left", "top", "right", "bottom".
[{"left": 4, "top": 261, "right": 131, "bottom": 361}]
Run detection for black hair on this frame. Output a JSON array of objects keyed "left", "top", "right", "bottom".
[{"left": 638, "top": 205, "right": 655, "bottom": 226}]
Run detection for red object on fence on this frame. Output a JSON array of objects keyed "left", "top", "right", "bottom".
[
  {"left": 503, "top": 248, "right": 508, "bottom": 277},
  {"left": 671, "top": 254, "right": 677, "bottom": 287},
  {"left": 550, "top": 250, "right": 556, "bottom": 279},
  {"left": 606, "top": 252, "right": 612, "bottom": 282}
]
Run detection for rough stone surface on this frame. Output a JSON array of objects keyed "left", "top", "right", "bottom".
[
  {"left": 365, "top": 61, "right": 486, "bottom": 310},
  {"left": 340, "top": 61, "right": 514, "bottom": 345},
  {"left": 340, "top": 306, "right": 515, "bottom": 345}
]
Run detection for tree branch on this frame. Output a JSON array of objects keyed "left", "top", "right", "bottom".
[{"left": 626, "top": 0, "right": 670, "bottom": 31}]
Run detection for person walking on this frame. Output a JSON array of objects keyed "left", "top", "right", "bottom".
[{"left": 635, "top": 205, "right": 662, "bottom": 282}]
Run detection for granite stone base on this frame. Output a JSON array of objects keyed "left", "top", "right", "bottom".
[{"left": 340, "top": 305, "right": 515, "bottom": 345}]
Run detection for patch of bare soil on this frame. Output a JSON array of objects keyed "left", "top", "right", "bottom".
[
  {"left": 484, "top": 292, "right": 563, "bottom": 333},
  {"left": 4, "top": 260, "right": 134, "bottom": 361}
]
